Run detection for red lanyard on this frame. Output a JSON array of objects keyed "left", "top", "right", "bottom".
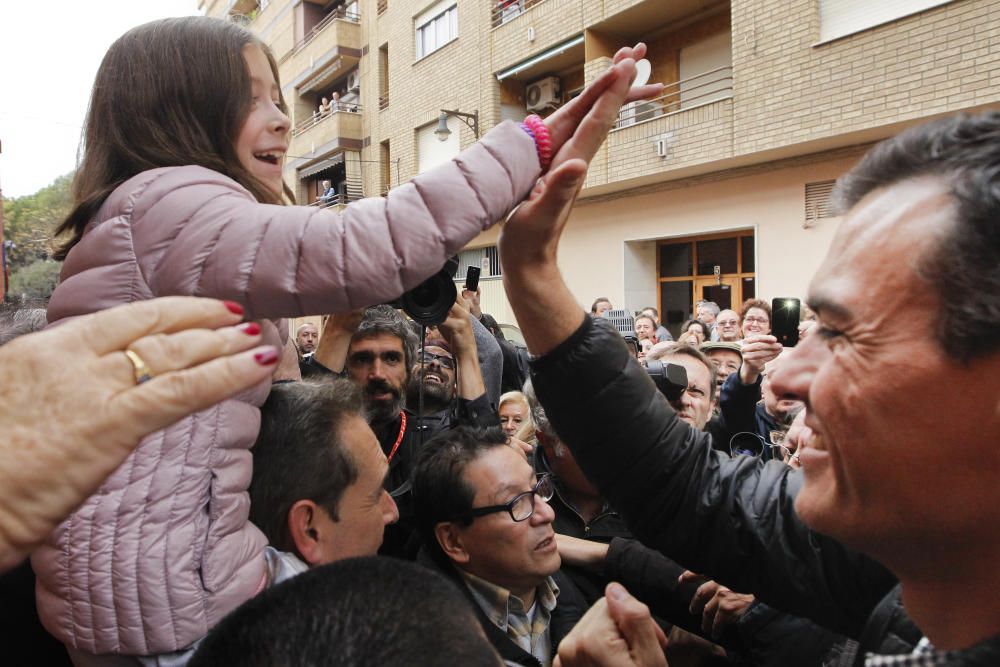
[{"left": 387, "top": 411, "right": 407, "bottom": 463}]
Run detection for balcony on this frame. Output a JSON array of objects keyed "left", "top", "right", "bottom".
[
  {"left": 289, "top": 106, "right": 364, "bottom": 164},
  {"left": 587, "top": 66, "right": 734, "bottom": 190},
  {"left": 490, "top": 0, "right": 582, "bottom": 75},
  {"left": 280, "top": 7, "right": 362, "bottom": 95}
]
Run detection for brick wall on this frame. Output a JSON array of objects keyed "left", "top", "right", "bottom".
[{"left": 731, "top": 0, "right": 1000, "bottom": 156}]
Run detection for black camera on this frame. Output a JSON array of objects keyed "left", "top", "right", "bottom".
[
  {"left": 388, "top": 256, "right": 460, "bottom": 326},
  {"left": 645, "top": 360, "right": 688, "bottom": 402}
]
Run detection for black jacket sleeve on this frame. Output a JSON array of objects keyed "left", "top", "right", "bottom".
[
  {"left": 529, "top": 315, "right": 895, "bottom": 639},
  {"left": 718, "top": 370, "right": 763, "bottom": 445}
]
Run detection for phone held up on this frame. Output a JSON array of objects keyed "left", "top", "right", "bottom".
[
  {"left": 464, "top": 266, "right": 481, "bottom": 294},
  {"left": 771, "top": 297, "right": 801, "bottom": 347}
]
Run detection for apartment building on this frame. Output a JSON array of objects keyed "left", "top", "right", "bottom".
[{"left": 202, "top": 0, "right": 1000, "bottom": 337}]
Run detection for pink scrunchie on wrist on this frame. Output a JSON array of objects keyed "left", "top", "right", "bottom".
[{"left": 520, "top": 114, "right": 553, "bottom": 171}]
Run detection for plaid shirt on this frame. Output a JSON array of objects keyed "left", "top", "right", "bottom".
[
  {"left": 865, "top": 637, "right": 958, "bottom": 666},
  {"left": 459, "top": 570, "right": 560, "bottom": 667}
]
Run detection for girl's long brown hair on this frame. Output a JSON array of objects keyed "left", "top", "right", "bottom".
[{"left": 54, "top": 17, "right": 291, "bottom": 260}]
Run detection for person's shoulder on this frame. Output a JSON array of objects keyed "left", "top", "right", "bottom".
[{"left": 113, "top": 166, "right": 255, "bottom": 222}]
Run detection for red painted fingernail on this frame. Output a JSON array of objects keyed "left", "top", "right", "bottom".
[
  {"left": 237, "top": 322, "right": 261, "bottom": 336},
  {"left": 254, "top": 347, "right": 279, "bottom": 366},
  {"left": 224, "top": 301, "right": 244, "bottom": 316}
]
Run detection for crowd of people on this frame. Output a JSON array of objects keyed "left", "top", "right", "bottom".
[{"left": 0, "top": 14, "right": 997, "bottom": 667}]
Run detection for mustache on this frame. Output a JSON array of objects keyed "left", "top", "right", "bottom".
[{"left": 365, "top": 379, "right": 400, "bottom": 398}]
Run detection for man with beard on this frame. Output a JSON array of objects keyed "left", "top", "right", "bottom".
[{"left": 330, "top": 302, "right": 498, "bottom": 556}]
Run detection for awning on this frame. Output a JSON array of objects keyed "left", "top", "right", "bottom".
[
  {"left": 298, "top": 152, "right": 345, "bottom": 179},
  {"left": 496, "top": 35, "right": 585, "bottom": 81}
]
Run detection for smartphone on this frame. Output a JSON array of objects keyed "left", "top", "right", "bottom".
[
  {"left": 771, "top": 297, "right": 801, "bottom": 347},
  {"left": 464, "top": 265, "right": 481, "bottom": 293}
]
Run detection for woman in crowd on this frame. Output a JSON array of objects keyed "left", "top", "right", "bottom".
[
  {"left": 498, "top": 390, "right": 536, "bottom": 445},
  {"left": 739, "top": 299, "right": 772, "bottom": 340}
]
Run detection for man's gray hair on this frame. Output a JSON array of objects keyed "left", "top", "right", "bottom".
[
  {"left": 352, "top": 304, "right": 420, "bottom": 371},
  {"left": 698, "top": 301, "right": 721, "bottom": 317},
  {"left": 0, "top": 305, "right": 47, "bottom": 347},
  {"left": 522, "top": 378, "right": 558, "bottom": 441}
]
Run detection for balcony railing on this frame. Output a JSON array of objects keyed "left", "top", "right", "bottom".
[
  {"left": 292, "top": 103, "right": 364, "bottom": 137},
  {"left": 490, "top": 0, "right": 546, "bottom": 28},
  {"left": 378, "top": 92, "right": 390, "bottom": 110},
  {"left": 310, "top": 178, "right": 364, "bottom": 208},
  {"left": 282, "top": 5, "right": 360, "bottom": 63},
  {"left": 614, "top": 66, "right": 733, "bottom": 129}
]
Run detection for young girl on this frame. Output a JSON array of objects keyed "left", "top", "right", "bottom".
[{"left": 32, "top": 16, "right": 654, "bottom": 662}]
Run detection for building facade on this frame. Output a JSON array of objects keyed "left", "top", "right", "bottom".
[{"left": 202, "top": 0, "right": 1000, "bottom": 337}]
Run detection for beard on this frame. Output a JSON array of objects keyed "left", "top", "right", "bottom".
[
  {"left": 405, "top": 372, "right": 452, "bottom": 415},
  {"left": 364, "top": 378, "right": 404, "bottom": 426}
]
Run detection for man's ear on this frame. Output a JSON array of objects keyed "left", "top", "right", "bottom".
[
  {"left": 434, "top": 521, "right": 470, "bottom": 564},
  {"left": 288, "top": 500, "right": 328, "bottom": 567}
]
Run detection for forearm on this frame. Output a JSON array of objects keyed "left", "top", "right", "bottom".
[
  {"left": 469, "top": 315, "right": 502, "bottom": 405},
  {"left": 312, "top": 325, "right": 352, "bottom": 373},
  {"left": 455, "top": 343, "right": 486, "bottom": 401},
  {"left": 502, "top": 261, "right": 584, "bottom": 357}
]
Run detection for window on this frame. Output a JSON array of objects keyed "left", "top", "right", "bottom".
[
  {"left": 416, "top": 2, "right": 458, "bottom": 60},
  {"left": 819, "top": 0, "right": 954, "bottom": 43}
]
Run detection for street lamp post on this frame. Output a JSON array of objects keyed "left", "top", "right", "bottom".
[{"left": 435, "top": 109, "right": 479, "bottom": 142}]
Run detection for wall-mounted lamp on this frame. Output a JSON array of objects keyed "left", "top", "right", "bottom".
[{"left": 435, "top": 109, "right": 480, "bottom": 142}]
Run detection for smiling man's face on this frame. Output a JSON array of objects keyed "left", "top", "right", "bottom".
[{"left": 771, "top": 177, "right": 1000, "bottom": 560}]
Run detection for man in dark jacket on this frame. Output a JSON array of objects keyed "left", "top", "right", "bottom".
[{"left": 499, "top": 111, "right": 1000, "bottom": 664}]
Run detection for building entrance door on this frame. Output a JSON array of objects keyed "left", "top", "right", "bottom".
[{"left": 694, "top": 277, "right": 738, "bottom": 311}]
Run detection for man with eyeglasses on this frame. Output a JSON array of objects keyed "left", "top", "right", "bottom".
[
  {"left": 413, "top": 426, "right": 587, "bottom": 667},
  {"left": 714, "top": 309, "right": 742, "bottom": 343}
]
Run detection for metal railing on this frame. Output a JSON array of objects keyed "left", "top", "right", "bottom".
[
  {"left": 292, "top": 103, "right": 363, "bottom": 137},
  {"left": 310, "top": 178, "right": 364, "bottom": 208},
  {"left": 490, "top": 0, "right": 546, "bottom": 28},
  {"left": 281, "top": 5, "right": 360, "bottom": 63},
  {"left": 613, "top": 65, "right": 733, "bottom": 129}
]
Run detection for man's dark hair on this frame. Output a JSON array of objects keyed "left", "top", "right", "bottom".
[
  {"left": 249, "top": 380, "right": 365, "bottom": 556},
  {"left": 188, "top": 556, "right": 501, "bottom": 667},
  {"left": 479, "top": 313, "right": 505, "bottom": 340},
  {"left": 834, "top": 111, "right": 1000, "bottom": 362},
  {"left": 411, "top": 425, "right": 509, "bottom": 556},
  {"left": 590, "top": 297, "right": 612, "bottom": 313},
  {"left": 351, "top": 304, "right": 420, "bottom": 372},
  {"left": 0, "top": 304, "right": 47, "bottom": 347}
]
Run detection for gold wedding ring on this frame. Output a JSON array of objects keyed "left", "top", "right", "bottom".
[{"left": 124, "top": 349, "right": 154, "bottom": 385}]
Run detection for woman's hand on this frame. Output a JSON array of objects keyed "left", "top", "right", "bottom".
[{"left": 0, "top": 297, "right": 278, "bottom": 571}]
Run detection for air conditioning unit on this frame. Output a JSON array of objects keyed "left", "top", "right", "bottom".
[
  {"left": 526, "top": 76, "right": 560, "bottom": 112},
  {"left": 346, "top": 70, "right": 361, "bottom": 92}
]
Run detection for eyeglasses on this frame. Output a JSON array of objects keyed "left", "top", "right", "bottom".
[
  {"left": 729, "top": 432, "right": 793, "bottom": 462},
  {"left": 743, "top": 316, "right": 770, "bottom": 325},
  {"left": 717, "top": 320, "right": 740, "bottom": 327},
  {"left": 458, "top": 473, "right": 554, "bottom": 523},
  {"left": 419, "top": 351, "right": 455, "bottom": 369}
]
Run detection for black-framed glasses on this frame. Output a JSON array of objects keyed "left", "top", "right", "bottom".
[
  {"left": 729, "top": 432, "right": 792, "bottom": 462},
  {"left": 458, "top": 473, "right": 554, "bottom": 523},
  {"left": 419, "top": 351, "right": 455, "bottom": 369}
]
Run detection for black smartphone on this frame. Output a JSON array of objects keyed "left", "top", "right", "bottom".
[
  {"left": 771, "top": 297, "right": 801, "bottom": 347},
  {"left": 464, "top": 265, "right": 481, "bottom": 293}
]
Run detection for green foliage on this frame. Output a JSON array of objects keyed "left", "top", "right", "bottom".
[
  {"left": 3, "top": 172, "right": 74, "bottom": 270},
  {"left": 8, "top": 259, "right": 61, "bottom": 302}
]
